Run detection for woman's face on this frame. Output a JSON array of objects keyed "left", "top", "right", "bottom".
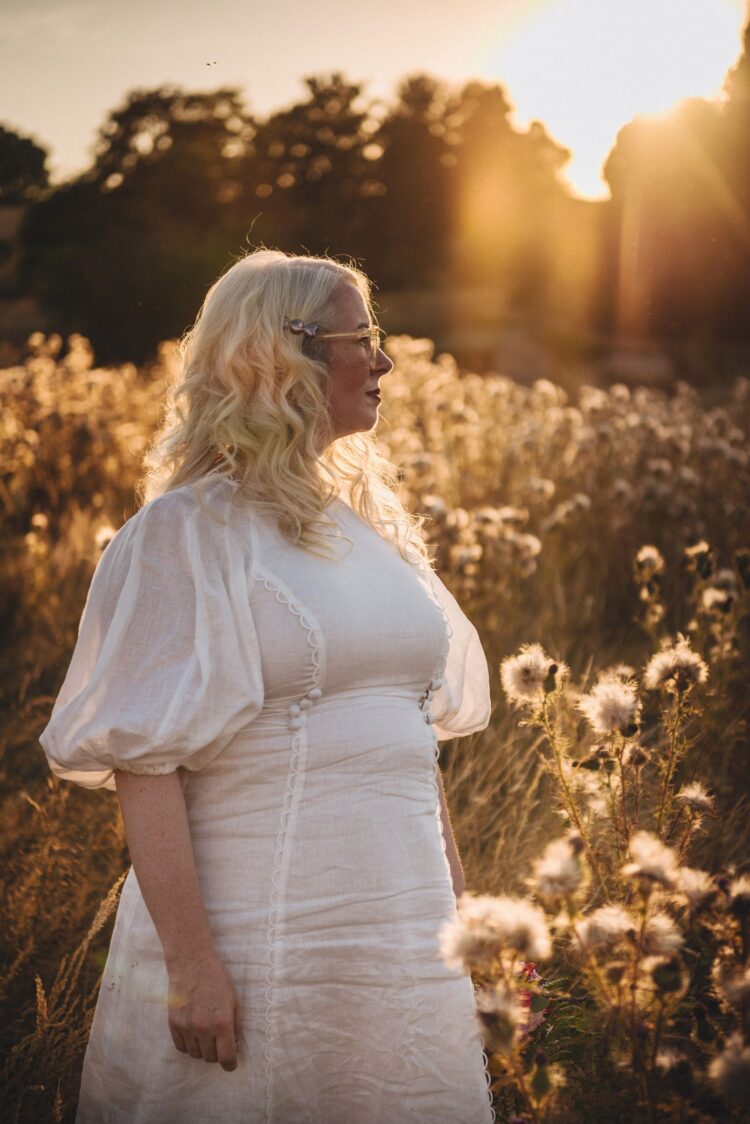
[{"left": 323, "top": 283, "right": 393, "bottom": 443}]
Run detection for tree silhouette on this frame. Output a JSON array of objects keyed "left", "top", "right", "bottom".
[
  {"left": 602, "top": 13, "right": 750, "bottom": 351},
  {"left": 20, "top": 87, "right": 259, "bottom": 362},
  {"left": 364, "top": 74, "right": 455, "bottom": 287},
  {"left": 0, "top": 126, "right": 49, "bottom": 202},
  {"left": 7, "top": 21, "right": 750, "bottom": 378},
  {"left": 234, "top": 72, "right": 375, "bottom": 259}
]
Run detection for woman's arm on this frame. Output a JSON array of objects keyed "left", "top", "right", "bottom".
[
  {"left": 436, "top": 766, "right": 465, "bottom": 899},
  {"left": 114, "top": 769, "right": 241, "bottom": 1071}
]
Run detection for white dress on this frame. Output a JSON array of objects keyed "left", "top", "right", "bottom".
[{"left": 39, "top": 476, "right": 496, "bottom": 1124}]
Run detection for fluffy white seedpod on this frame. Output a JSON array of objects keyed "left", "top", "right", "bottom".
[
  {"left": 500, "top": 643, "right": 568, "bottom": 706},
  {"left": 675, "top": 866, "right": 717, "bottom": 909},
  {"left": 439, "top": 893, "right": 552, "bottom": 972},
  {"left": 641, "top": 911, "right": 684, "bottom": 956},
  {"left": 622, "top": 831, "right": 679, "bottom": 889},
  {"left": 643, "top": 634, "right": 708, "bottom": 693},
  {"left": 529, "top": 837, "right": 584, "bottom": 904},
  {"left": 635, "top": 545, "right": 665, "bottom": 575},
  {"left": 572, "top": 904, "right": 635, "bottom": 954},
  {"left": 712, "top": 962, "right": 750, "bottom": 1005},
  {"left": 674, "top": 781, "right": 715, "bottom": 814},
  {"left": 576, "top": 677, "right": 641, "bottom": 736},
  {"left": 729, "top": 874, "right": 750, "bottom": 906},
  {"left": 708, "top": 1033, "right": 750, "bottom": 1105},
  {"left": 474, "top": 983, "right": 525, "bottom": 1050}
]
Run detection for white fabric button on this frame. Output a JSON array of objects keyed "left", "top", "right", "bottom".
[
  {"left": 430, "top": 678, "right": 444, "bottom": 690},
  {"left": 288, "top": 716, "right": 303, "bottom": 731},
  {"left": 299, "top": 697, "right": 313, "bottom": 710},
  {"left": 425, "top": 689, "right": 434, "bottom": 700},
  {"left": 307, "top": 687, "right": 322, "bottom": 699},
  {"left": 288, "top": 703, "right": 301, "bottom": 717}
]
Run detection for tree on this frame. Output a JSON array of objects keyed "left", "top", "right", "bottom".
[
  {"left": 233, "top": 72, "right": 376, "bottom": 259},
  {"left": 0, "top": 125, "right": 49, "bottom": 202},
  {"left": 20, "top": 87, "right": 260, "bottom": 362},
  {"left": 363, "top": 74, "right": 456, "bottom": 287}
]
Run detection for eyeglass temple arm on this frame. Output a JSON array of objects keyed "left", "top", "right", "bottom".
[{"left": 317, "top": 330, "right": 380, "bottom": 341}]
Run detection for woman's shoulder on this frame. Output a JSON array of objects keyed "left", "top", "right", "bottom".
[{"left": 103, "top": 477, "right": 253, "bottom": 564}]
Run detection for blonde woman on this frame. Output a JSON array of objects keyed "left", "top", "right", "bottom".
[{"left": 39, "top": 249, "right": 495, "bottom": 1124}]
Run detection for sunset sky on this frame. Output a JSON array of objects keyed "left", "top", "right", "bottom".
[{"left": 1, "top": 0, "right": 747, "bottom": 201}]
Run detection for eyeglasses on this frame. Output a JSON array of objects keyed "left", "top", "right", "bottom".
[{"left": 283, "top": 318, "right": 386, "bottom": 364}]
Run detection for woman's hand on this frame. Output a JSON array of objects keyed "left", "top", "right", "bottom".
[
  {"left": 113, "top": 773, "right": 242, "bottom": 1072},
  {"left": 166, "top": 951, "right": 242, "bottom": 1071}
]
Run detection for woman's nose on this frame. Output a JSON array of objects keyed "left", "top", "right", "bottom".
[{"left": 374, "top": 348, "right": 394, "bottom": 375}]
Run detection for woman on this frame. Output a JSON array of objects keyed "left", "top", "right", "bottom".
[{"left": 39, "top": 248, "right": 495, "bottom": 1124}]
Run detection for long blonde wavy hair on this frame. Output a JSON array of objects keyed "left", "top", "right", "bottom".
[{"left": 136, "top": 247, "right": 432, "bottom": 568}]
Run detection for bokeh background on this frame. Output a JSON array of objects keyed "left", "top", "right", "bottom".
[{"left": 1, "top": 0, "right": 750, "bottom": 390}]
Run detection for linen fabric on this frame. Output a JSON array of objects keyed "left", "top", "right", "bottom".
[{"left": 39, "top": 476, "right": 496, "bottom": 1124}]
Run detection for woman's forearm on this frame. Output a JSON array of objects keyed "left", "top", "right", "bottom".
[
  {"left": 114, "top": 769, "right": 216, "bottom": 969},
  {"left": 436, "top": 766, "right": 465, "bottom": 898}
]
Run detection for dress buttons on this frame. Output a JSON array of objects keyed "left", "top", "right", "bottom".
[
  {"left": 288, "top": 716, "right": 303, "bottom": 731},
  {"left": 430, "top": 678, "right": 444, "bottom": 690},
  {"left": 288, "top": 703, "right": 301, "bottom": 717},
  {"left": 424, "top": 713, "right": 432, "bottom": 724},
  {"left": 307, "top": 687, "right": 322, "bottom": 700},
  {"left": 298, "top": 697, "right": 313, "bottom": 710}
]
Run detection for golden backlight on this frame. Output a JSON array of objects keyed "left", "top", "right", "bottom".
[{"left": 475, "top": 0, "right": 745, "bottom": 201}]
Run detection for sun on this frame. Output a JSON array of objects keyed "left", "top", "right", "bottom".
[{"left": 475, "top": 0, "right": 746, "bottom": 200}]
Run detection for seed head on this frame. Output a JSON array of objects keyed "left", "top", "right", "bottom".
[
  {"left": 675, "top": 866, "right": 718, "bottom": 910},
  {"left": 572, "top": 904, "right": 635, "bottom": 954},
  {"left": 439, "top": 894, "right": 552, "bottom": 973},
  {"left": 500, "top": 644, "right": 568, "bottom": 706},
  {"left": 643, "top": 633, "right": 708, "bottom": 693},
  {"left": 528, "top": 836, "right": 584, "bottom": 904},
  {"left": 635, "top": 545, "right": 665, "bottom": 577},
  {"left": 641, "top": 911, "right": 684, "bottom": 956},
  {"left": 709, "top": 1033, "right": 750, "bottom": 1105},
  {"left": 576, "top": 676, "right": 641, "bottom": 736},
  {"left": 674, "top": 781, "right": 715, "bottom": 814},
  {"left": 622, "top": 831, "right": 680, "bottom": 890}
]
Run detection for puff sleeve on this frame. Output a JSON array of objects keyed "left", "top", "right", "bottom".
[
  {"left": 420, "top": 564, "right": 492, "bottom": 742},
  {"left": 38, "top": 490, "right": 265, "bottom": 792}
]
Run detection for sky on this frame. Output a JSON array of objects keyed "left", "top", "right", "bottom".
[{"left": 1, "top": 0, "right": 748, "bottom": 201}]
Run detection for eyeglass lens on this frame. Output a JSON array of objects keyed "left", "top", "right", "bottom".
[{"left": 369, "top": 330, "right": 383, "bottom": 361}]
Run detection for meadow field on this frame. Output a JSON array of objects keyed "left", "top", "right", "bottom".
[{"left": 1, "top": 331, "right": 749, "bottom": 1122}]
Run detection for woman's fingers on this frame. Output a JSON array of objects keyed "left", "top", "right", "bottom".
[
  {"left": 171, "top": 1023, "right": 237, "bottom": 1069},
  {"left": 199, "top": 1035, "right": 218, "bottom": 1064},
  {"left": 183, "top": 1033, "right": 204, "bottom": 1060},
  {"left": 216, "top": 1025, "right": 238, "bottom": 1071}
]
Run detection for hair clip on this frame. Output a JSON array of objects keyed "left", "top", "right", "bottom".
[{"left": 283, "top": 317, "right": 319, "bottom": 339}]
